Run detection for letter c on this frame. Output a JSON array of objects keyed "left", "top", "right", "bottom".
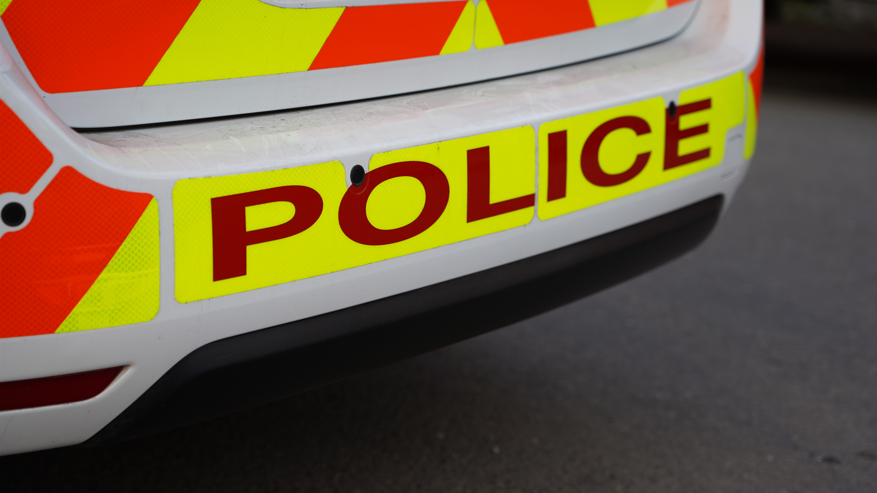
[{"left": 581, "top": 116, "right": 652, "bottom": 187}]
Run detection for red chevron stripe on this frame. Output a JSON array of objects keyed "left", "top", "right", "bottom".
[
  {"left": 2, "top": 0, "right": 201, "bottom": 93},
  {"left": 309, "top": 1, "right": 467, "bottom": 71}
]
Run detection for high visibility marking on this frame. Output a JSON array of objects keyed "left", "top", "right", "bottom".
[
  {"left": 482, "top": 0, "right": 595, "bottom": 45},
  {"left": 474, "top": 0, "right": 505, "bottom": 49},
  {"left": 744, "top": 48, "right": 763, "bottom": 160},
  {"left": 145, "top": 0, "right": 344, "bottom": 86},
  {"left": 0, "top": 0, "right": 11, "bottom": 16},
  {"left": 0, "top": 100, "right": 52, "bottom": 195},
  {"left": 309, "top": 2, "right": 468, "bottom": 70},
  {"left": 0, "top": 167, "right": 154, "bottom": 339},
  {"left": 3, "top": 0, "right": 695, "bottom": 91},
  {"left": 538, "top": 72, "right": 745, "bottom": 221},
  {"left": 588, "top": 0, "right": 668, "bottom": 27},
  {"left": 56, "top": 200, "right": 160, "bottom": 333},
  {"left": 1, "top": 0, "right": 200, "bottom": 93},
  {"left": 440, "top": 1, "right": 476, "bottom": 55},
  {"left": 173, "top": 126, "right": 535, "bottom": 303}
]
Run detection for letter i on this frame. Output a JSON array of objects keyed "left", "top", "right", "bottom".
[{"left": 547, "top": 131, "right": 567, "bottom": 201}]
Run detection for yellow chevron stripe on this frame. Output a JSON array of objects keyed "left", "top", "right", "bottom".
[
  {"left": 440, "top": 1, "right": 475, "bottom": 55},
  {"left": 744, "top": 80, "right": 758, "bottom": 160},
  {"left": 144, "top": 0, "right": 344, "bottom": 86},
  {"left": 56, "top": 199, "right": 160, "bottom": 333},
  {"left": 588, "top": 0, "right": 668, "bottom": 26},
  {"left": 474, "top": 0, "right": 504, "bottom": 49},
  {"left": 0, "top": 0, "right": 13, "bottom": 16}
]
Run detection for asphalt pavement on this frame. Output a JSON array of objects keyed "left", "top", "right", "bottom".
[{"left": 3, "top": 66, "right": 877, "bottom": 492}]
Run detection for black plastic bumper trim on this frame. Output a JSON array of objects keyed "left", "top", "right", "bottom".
[{"left": 87, "top": 195, "right": 723, "bottom": 445}]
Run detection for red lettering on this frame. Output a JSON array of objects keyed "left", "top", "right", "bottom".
[
  {"left": 664, "top": 99, "right": 711, "bottom": 170},
  {"left": 581, "top": 116, "right": 651, "bottom": 187},
  {"left": 547, "top": 131, "right": 567, "bottom": 201},
  {"left": 339, "top": 161, "right": 449, "bottom": 245},
  {"left": 212, "top": 186, "right": 323, "bottom": 282},
  {"left": 466, "top": 146, "right": 535, "bottom": 222}
]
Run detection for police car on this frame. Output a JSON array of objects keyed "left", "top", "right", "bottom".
[{"left": 0, "top": 0, "right": 763, "bottom": 454}]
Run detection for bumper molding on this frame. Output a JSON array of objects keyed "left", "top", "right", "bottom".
[{"left": 87, "top": 195, "right": 723, "bottom": 445}]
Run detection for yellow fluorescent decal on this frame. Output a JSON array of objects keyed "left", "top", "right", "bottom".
[
  {"left": 744, "top": 81, "right": 758, "bottom": 160},
  {"left": 56, "top": 199, "right": 160, "bottom": 332},
  {"left": 441, "top": 1, "right": 476, "bottom": 55},
  {"left": 0, "top": 0, "right": 12, "bottom": 16},
  {"left": 474, "top": 0, "right": 504, "bottom": 49},
  {"left": 588, "top": 0, "right": 667, "bottom": 26},
  {"left": 174, "top": 72, "right": 745, "bottom": 302},
  {"left": 145, "top": 0, "right": 344, "bottom": 86},
  {"left": 538, "top": 72, "right": 745, "bottom": 221},
  {"left": 174, "top": 127, "right": 536, "bottom": 303}
]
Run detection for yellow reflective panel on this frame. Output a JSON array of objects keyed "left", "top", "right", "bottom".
[
  {"left": 676, "top": 71, "right": 746, "bottom": 171},
  {"left": 538, "top": 98, "right": 666, "bottom": 221},
  {"left": 145, "top": 0, "right": 344, "bottom": 86},
  {"left": 474, "top": 0, "right": 505, "bottom": 49},
  {"left": 538, "top": 72, "right": 746, "bottom": 221},
  {"left": 744, "top": 81, "right": 758, "bottom": 160},
  {"left": 441, "top": 1, "right": 476, "bottom": 55},
  {"left": 174, "top": 126, "right": 535, "bottom": 303},
  {"left": 56, "top": 199, "right": 160, "bottom": 333},
  {"left": 588, "top": 0, "right": 667, "bottom": 26}
]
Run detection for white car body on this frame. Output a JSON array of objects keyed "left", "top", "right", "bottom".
[{"left": 0, "top": 0, "right": 762, "bottom": 455}]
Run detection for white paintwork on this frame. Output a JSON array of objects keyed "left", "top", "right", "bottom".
[
  {"left": 0, "top": 2, "right": 698, "bottom": 128},
  {"left": 0, "top": 0, "right": 762, "bottom": 455}
]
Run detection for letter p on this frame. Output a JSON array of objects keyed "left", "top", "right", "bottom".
[{"left": 211, "top": 186, "right": 322, "bottom": 282}]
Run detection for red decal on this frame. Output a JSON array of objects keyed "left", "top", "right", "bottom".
[
  {"left": 2, "top": 0, "right": 201, "bottom": 93},
  {"left": 750, "top": 47, "right": 765, "bottom": 115},
  {"left": 339, "top": 161, "right": 449, "bottom": 245},
  {"left": 547, "top": 130, "right": 568, "bottom": 201},
  {"left": 0, "top": 167, "right": 152, "bottom": 338},
  {"left": 466, "top": 146, "right": 534, "bottom": 222},
  {"left": 211, "top": 186, "right": 323, "bottom": 282},
  {"left": 0, "top": 100, "right": 53, "bottom": 194},
  {"left": 488, "top": 0, "right": 595, "bottom": 44},
  {"left": 309, "top": 2, "right": 468, "bottom": 70},
  {"left": 581, "top": 116, "right": 651, "bottom": 187},
  {"left": 664, "top": 99, "right": 711, "bottom": 170}
]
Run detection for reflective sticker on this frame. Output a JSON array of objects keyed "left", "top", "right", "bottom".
[
  {"left": 745, "top": 47, "right": 764, "bottom": 160},
  {"left": 474, "top": 0, "right": 505, "bottom": 49},
  {"left": 4, "top": 0, "right": 694, "bottom": 91},
  {"left": 477, "top": 0, "right": 595, "bottom": 45},
  {"left": 588, "top": 0, "right": 667, "bottom": 27},
  {"left": 2, "top": 0, "right": 201, "bottom": 93},
  {"left": 173, "top": 126, "right": 535, "bottom": 303},
  {"left": 0, "top": 99, "right": 52, "bottom": 194},
  {"left": 56, "top": 199, "right": 160, "bottom": 333},
  {"left": 145, "top": 0, "right": 344, "bottom": 86},
  {"left": 538, "top": 72, "right": 745, "bottom": 221},
  {"left": 440, "top": 1, "right": 476, "bottom": 55},
  {"left": 0, "top": 168, "right": 155, "bottom": 339},
  {"left": 309, "top": 1, "right": 470, "bottom": 70}
]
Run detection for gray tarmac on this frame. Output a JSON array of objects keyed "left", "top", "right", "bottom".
[{"left": 3, "top": 71, "right": 877, "bottom": 492}]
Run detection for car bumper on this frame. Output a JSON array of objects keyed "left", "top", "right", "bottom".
[{"left": 0, "top": 0, "right": 762, "bottom": 454}]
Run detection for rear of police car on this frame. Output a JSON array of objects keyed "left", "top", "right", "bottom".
[{"left": 0, "top": 0, "right": 763, "bottom": 454}]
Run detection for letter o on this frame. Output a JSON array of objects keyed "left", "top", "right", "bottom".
[
  {"left": 339, "top": 161, "right": 450, "bottom": 246},
  {"left": 581, "top": 116, "right": 652, "bottom": 187}
]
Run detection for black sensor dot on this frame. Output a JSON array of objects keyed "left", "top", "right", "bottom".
[
  {"left": 2, "top": 202, "right": 26, "bottom": 227},
  {"left": 350, "top": 165, "right": 365, "bottom": 187},
  {"left": 668, "top": 101, "right": 677, "bottom": 118}
]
